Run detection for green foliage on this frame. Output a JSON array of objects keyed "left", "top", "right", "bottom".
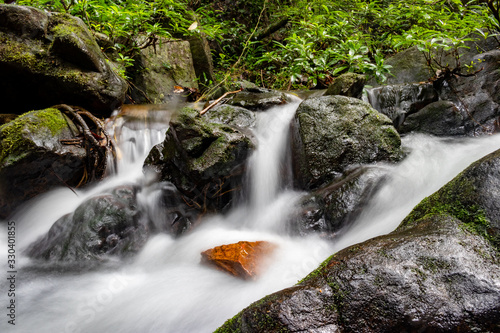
[{"left": 2, "top": 0, "right": 498, "bottom": 90}]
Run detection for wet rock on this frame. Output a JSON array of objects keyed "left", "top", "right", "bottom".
[
  {"left": 324, "top": 73, "right": 366, "bottom": 99},
  {"left": 435, "top": 49, "right": 500, "bottom": 136},
  {"left": 292, "top": 166, "right": 388, "bottom": 235},
  {"left": 130, "top": 39, "right": 198, "bottom": 104},
  {"left": 201, "top": 241, "right": 276, "bottom": 280},
  {"left": 27, "top": 185, "right": 147, "bottom": 261},
  {"left": 365, "top": 82, "right": 438, "bottom": 128},
  {"left": 216, "top": 146, "right": 500, "bottom": 333},
  {"left": 204, "top": 104, "right": 256, "bottom": 128},
  {"left": 0, "top": 4, "right": 127, "bottom": 116},
  {"left": 0, "top": 108, "right": 86, "bottom": 219},
  {"left": 227, "top": 89, "right": 295, "bottom": 111},
  {"left": 291, "top": 95, "right": 402, "bottom": 190},
  {"left": 399, "top": 100, "right": 466, "bottom": 136},
  {"left": 144, "top": 107, "right": 254, "bottom": 213}
]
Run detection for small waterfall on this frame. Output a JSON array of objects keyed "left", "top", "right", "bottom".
[
  {"left": 247, "top": 97, "right": 301, "bottom": 212},
  {"left": 2, "top": 99, "right": 500, "bottom": 333}
]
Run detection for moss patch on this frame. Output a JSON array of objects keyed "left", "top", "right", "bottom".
[
  {"left": 399, "top": 174, "right": 498, "bottom": 251},
  {"left": 0, "top": 108, "right": 68, "bottom": 166}
]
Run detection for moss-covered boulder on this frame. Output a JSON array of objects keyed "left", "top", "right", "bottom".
[
  {"left": 216, "top": 147, "right": 500, "bottom": 333},
  {"left": 144, "top": 107, "right": 255, "bottom": 213},
  {"left": 130, "top": 39, "right": 198, "bottom": 104},
  {"left": 0, "top": 108, "right": 86, "bottom": 219},
  {"left": 324, "top": 72, "right": 366, "bottom": 99},
  {"left": 227, "top": 88, "right": 295, "bottom": 111},
  {"left": 291, "top": 95, "right": 401, "bottom": 190},
  {"left": 204, "top": 104, "right": 256, "bottom": 128},
  {"left": 0, "top": 4, "right": 127, "bottom": 116}
]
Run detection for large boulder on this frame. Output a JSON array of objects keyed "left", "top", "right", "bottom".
[
  {"left": 26, "top": 182, "right": 198, "bottom": 261},
  {"left": 291, "top": 95, "right": 402, "bottom": 190},
  {"left": 289, "top": 96, "right": 402, "bottom": 235},
  {"left": 27, "top": 185, "right": 146, "bottom": 261},
  {"left": 144, "top": 107, "right": 255, "bottom": 213},
  {"left": 216, "top": 147, "right": 500, "bottom": 333},
  {"left": 130, "top": 39, "right": 198, "bottom": 104},
  {"left": 0, "top": 108, "right": 86, "bottom": 219},
  {"left": 324, "top": 73, "right": 366, "bottom": 99},
  {"left": 0, "top": 4, "right": 127, "bottom": 116}
]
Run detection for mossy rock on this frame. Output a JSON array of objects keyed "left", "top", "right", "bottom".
[
  {"left": 0, "top": 4, "right": 126, "bottom": 116},
  {"left": 324, "top": 73, "right": 366, "bottom": 99},
  {"left": 217, "top": 145, "right": 500, "bottom": 332},
  {"left": 0, "top": 108, "right": 86, "bottom": 218},
  {"left": 291, "top": 95, "right": 402, "bottom": 190},
  {"left": 144, "top": 107, "right": 255, "bottom": 213}
]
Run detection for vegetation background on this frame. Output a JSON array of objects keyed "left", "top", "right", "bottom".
[{"left": 2, "top": 0, "right": 499, "bottom": 91}]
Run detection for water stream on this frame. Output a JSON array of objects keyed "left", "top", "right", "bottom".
[{"left": 2, "top": 100, "right": 500, "bottom": 333}]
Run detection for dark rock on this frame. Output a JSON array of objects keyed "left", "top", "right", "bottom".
[
  {"left": 217, "top": 215, "right": 500, "bottom": 332},
  {"left": 292, "top": 166, "right": 388, "bottom": 235},
  {"left": 216, "top": 145, "right": 500, "bottom": 333},
  {"left": 0, "top": 5, "right": 127, "bottom": 116},
  {"left": 324, "top": 73, "right": 366, "bottom": 99},
  {"left": 0, "top": 108, "right": 86, "bottom": 219},
  {"left": 365, "top": 82, "right": 438, "bottom": 128},
  {"left": 144, "top": 107, "right": 254, "bottom": 213},
  {"left": 400, "top": 100, "right": 466, "bottom": 136},
  {"left": 227, "top": 89, "right": 295, "bottom": 111},
  {"left": 436, "top": 49, "right": 500, "bottom": 136},
  {"left": 27, "top": 185, "right": 147, "bottom": 261},
  {"left": 291, "top": 95, "right": 402, "bottom": 190},
  {"left": 204, "top": 104, "right": 256, "bottom": 128}
]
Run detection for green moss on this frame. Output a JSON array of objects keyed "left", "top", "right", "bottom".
[
  {"left": 0, "top": 108, "right": 68, "bottom": 166},
  {"left": 0, "top": 35, "right": 50, "bottom": 72},
  {"left": 297, "top": 254, "right": 335, "bottom": 284},
  {"left": 400, "top": 175, "right": 498, "bottom": 251}
]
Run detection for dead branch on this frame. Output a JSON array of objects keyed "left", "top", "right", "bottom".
[{"left": 199, "top": 88, "right": 243, "bottom": 115}]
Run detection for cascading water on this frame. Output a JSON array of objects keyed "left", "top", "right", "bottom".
[{"left": 2, "top": 99, "right": 500, "bottom": 333}]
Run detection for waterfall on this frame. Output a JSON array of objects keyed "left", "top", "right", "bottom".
[{"left": 2, "top": 101, "right": 500, "bottom": 333}]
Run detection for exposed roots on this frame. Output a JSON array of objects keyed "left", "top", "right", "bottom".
[{"left": 56, "top": 104, "right": 116, "bottom": 186}]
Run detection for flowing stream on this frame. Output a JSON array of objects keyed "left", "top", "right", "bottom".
[{"left": 2, "top": 100, "right": 500, "bottom": 333}]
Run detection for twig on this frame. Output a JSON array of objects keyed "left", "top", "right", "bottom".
[{"left": 199, "top": 88, "right": 243, "bottom": 115}]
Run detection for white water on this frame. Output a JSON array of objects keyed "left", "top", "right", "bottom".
[{"left": 2, "top": 102, "right": 500, "bottom": 333}]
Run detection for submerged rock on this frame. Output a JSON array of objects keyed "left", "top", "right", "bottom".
[
  {"left": 291, "top": 95, "right": 402, "bottom": 190},
  {"left": 144, "top": 107, "right": 254, "bottom": 213},
  {"left": 201, "top": 241, "right": 276, "bottom": 280},
  {"left": 0, "top": 108, "right": 86, "bottom": 219},
  {"left": 27, "top": 186, "right": 147, "bottom": 261},
  {"left": 216, "top": 146, "right": 500, "bottom": 332},
  {"left": 0, "top": 4, "right": 127, "bottom": 116}
]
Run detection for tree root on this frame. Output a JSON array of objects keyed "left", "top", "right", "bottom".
[{"left": 56, "top": 104, "right": 116, "bottom": 185}]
